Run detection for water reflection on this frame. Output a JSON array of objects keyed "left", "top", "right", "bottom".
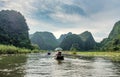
[{"left": 24, "top": 53, "right": 53, "bottom": 77}]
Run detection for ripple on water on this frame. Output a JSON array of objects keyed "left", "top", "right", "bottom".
[{"left": 23, "top": 53, "right": 120, "bottom": 77}]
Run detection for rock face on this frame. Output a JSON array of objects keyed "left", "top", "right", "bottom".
[
  {"left": 108, "top": 21, "right": 120, "bottom": 39},
  {"left": 101, "top": 21, "right": 120, "bottom": 51},
  {"left": 79, "top": 31, "right": 96, "bottom": 50},
  {"left": 59, "top": 31, "right": 96, "bottom": 51},
  {"left": 58, "top": 32, "right": 72, "bottom": 43},
  {"left": 30, "top": 32, "right": 59, "bottom": 50},
  {"left": 60, "top": 34, "right": 84, "bottom": 50},
  {"left": 0, "top": 10, "right": 31, "bottom": 48},
  {"left": 30, "top": 30, "right": 96, "bottom": 51}
]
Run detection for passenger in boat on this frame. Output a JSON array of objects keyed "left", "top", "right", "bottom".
[
  {"left": 55, "top": 51, "right": 64, "bottom": 60},
  {"left": 56, "top": 51, "right": 61, "bottom": 56}
]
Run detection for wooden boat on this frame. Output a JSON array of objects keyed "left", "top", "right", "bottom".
[{"left": 55, "top": 55, "right": 64, "bottom": 60}]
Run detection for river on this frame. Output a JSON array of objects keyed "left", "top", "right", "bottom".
[{"left": 0, "top": 53, "right": 120, "bottom": 77}]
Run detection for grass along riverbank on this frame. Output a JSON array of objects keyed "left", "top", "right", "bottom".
[
  {"left": 0, "top": 44, "right": 41, "bottom": 54},
  {"left": 66, "top": 51, "right": 120, "bottom": 62}
]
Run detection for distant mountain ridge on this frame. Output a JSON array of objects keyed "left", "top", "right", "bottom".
[
  {"left": 30, "top": 31, "right": 96, "bottom": 50},
  {"left": 58, "top": 32, "right": 72, "bottom": 43},
  {"left": 30, "top": 31, "right": 59, "bottom": 50},
  {"left": 60, "top": 34, "right": 84, "bottom": 50},
  {"left": 1, "top": 10, "right": 120, "bottom": 51},
  {"left": 79, "top": 31, "right": 96, "bottom": 50},
  {"left": 30, "top": 20, "right": 120, "bottom": 51},
  {"left": 59, "top": 31, "right": 96, "bottom": 51}
]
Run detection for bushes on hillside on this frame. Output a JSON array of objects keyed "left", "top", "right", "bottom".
[{"left": 0, "top": 44, "right": 40, "bottom": 54}]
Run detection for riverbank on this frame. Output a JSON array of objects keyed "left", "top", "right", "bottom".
[
  {"left": 0, "top": 44, "right": 42, "bottom": 54},
  {"left": 64, "top": 51, "right": 120, "bottom": 62}
]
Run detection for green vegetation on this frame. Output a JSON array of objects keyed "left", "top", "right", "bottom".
[
  {"left": 100, "top": 21, "right": 120, "bottom": 51},
  {"left": 60, "top": 31, "right": 96, "bottom": 51},
  {"left": 61, "top": 21, "right": 120, "bottom": 62},
  {"left": 79, "top": 31, "right": 96, "bottom": 50},
  {"left": 0, "top": 44, "right": 40, "bottom": 54},
  {"left": 29, "top": 20, "right": 120, "bottom": 51},
  {"left": 60, "top": 34, "right": 83, "bottom": 50},
  {"left": 30, "top": 31, "right": 59, "bottom": 50},
  {"left": 67, "top": 51, "right": 120, "bottom": 62},
  {"left": 0, "top": 10, "right": 31, "bottom": 49},
  {"left": 58, "top": 32, "right": 72, "bottom": 43},
  {"left": 1, "top": 9, "right": 120, "bottom": 61}
]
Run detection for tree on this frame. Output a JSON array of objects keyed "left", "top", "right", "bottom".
[{"left": 70, "top": 43, "right": 80, "bottom": 51}]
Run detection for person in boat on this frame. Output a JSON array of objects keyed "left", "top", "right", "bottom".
[{"left": 55, "top": 51, "right": 64, "bottom": 60}]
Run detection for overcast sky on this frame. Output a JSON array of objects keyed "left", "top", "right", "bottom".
[{"left": 0, "top": 0, "right": 120, "bottom": 42}]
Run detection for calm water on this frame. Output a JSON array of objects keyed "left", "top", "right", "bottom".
[{"left": 0, "top": 53, "right": 120, "bottom": 77}]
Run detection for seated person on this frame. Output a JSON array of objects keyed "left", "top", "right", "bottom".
[{"left": 55, "top": 51, "right": 64, "bottom": 60}]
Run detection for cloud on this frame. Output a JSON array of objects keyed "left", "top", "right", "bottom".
[
  {"left": 0, "top": 0, "right": 38, "bottom": 17},
  {"left": 26, "top": 18, "right": 60, "bottom": 34},
  {"left": 61, "top": 4, "right": 86, "bottom": 16},
  {"left": 50, "top": 12, "right": 83, "bottom": 24}
]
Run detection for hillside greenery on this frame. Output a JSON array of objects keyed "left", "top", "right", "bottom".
[
  {"left": 60, "top": 31, "right": 96, "bottom": 51},
  {"left": 0, "top": 10, "right": 32, "bottom": 49},
  {"left": 0, "top": 44, "right": 40, "bottom": 54},
  {"left": 79, "top": 31, "right": 96, "bottom": 50},
  {"left": 67, "top": 51, "right": 120, "bottom": 62},
  {"left": 30, "top": 32, "right": 59, "bottom": 50},
  {"left": 58, "top": 32, "right": 72, "bottom": 43},
  {"left": 60, "top": 34, "right": 84, "bottom": 50},
  {"left": 101, "top": 21, "right": 120, "bottom": 51},
  {"left": 0, "top": 10, "right": 120, "bottom": 53}
]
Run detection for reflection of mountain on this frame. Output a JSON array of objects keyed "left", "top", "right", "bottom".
[{"left": 30, "top": 32, "right": 59, "bottom": 50}]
